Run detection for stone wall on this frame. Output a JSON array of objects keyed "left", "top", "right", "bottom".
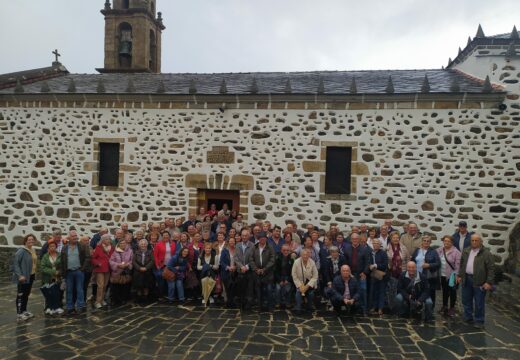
[{"left": 0, "top": 94, "right": 518, "bottom": 264}]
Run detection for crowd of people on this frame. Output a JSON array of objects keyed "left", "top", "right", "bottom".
[{"left": 12, "top": 204, "right": 495, "bottom": 328}]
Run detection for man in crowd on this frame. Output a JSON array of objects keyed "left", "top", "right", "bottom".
[
  {"left": 453, "top": 221, "right": 473, "bottom": 251},
  {"left": 327, "top": 265, "right": 360, "bottom": 314},
  {"left": 401, "top": 223, "right": 422, "bottom": 254},
  {"left": 61, "top": 230, "right": 89, "bottom": 315},
  {"left": 457, "top": 233, "right": 495, "bottom": 327},
  {"left": 234, "top": 228, "right": 255, "bottom": 309},
  {"left": 395, "top": 261, "right": 433, "bottom": 322},
  {"left": 344, "top": 233, "right": 371, "bottom": 315},
  {"left": 40, "top": 229, "right": 65, "bottom": 259},
  {"left": 250, "top": 231, "right": 275, "bottom": 311}
]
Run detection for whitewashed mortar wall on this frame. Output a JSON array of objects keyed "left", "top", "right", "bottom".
[{"left": 0, "top": 50, "right": 519, "bottom": 264}]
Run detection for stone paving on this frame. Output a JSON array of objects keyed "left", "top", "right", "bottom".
[{"left": 0, "top": 279, "right": 519, "bottom": 360}]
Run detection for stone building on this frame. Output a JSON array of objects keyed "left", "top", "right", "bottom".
[{"left": 0, "top": 2, "right": 519, "bottom": 268}]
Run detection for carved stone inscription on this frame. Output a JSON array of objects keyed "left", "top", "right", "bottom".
[{"left": 207, "top": 146, "right": 235, "bottom": 164}]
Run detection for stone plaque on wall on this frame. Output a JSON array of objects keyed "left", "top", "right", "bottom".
[{"left": 207, "top": 146, "right": 235, "bottom": 164}]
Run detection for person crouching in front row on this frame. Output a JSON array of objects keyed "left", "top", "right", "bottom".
[
  {"left": 291, "top": 248, "right": 318, "bottom": 315},
  {"left": 326, "top": 265, "right": 360, "bottom": 315},
  {"left": 394, "top": 261, "right": 434, "bottom": 322}
]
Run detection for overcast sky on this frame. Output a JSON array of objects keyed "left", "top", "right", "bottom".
[{"left": 0, "top": 0, "right": 517, "bottom": 74}]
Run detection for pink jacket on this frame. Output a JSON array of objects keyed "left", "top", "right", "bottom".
[
  {"left": 436, "top": 246, "right": 461, "bottom": 278},
  {"left": 109, "top": 247, "right": 134, "bottom": 276}
]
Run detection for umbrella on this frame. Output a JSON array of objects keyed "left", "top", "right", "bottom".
[{"left": 201, "top": 276, "right": 216, "bottom": 306}]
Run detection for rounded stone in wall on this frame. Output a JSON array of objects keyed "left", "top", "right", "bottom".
[
  {"left": 251, "top": 194, "right": 266, "bottom": 206},
  {"left": 127, "top": 211, "right": 139, "bottom": 222},
  {"left": 13, "top": 236, "right": 24, "bottom": 246},
  {"left": 421, "top": 201, "right": 434, "bottom": 211},
  {"left": 0, "top": 236, "right": 7, "bottom": 245}
]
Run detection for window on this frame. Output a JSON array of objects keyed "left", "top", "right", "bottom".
[
  {"left": 99, "top": 143, "right": 120, "bottom": 187},
  {"left": 122, "top": 0, "right": 130, "bottom": 9},
  {"left": 325, "top": 147, "right": 352, "bottom": 194}
]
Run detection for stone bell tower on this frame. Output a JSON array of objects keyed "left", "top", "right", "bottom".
[{"left": 97, "top": 0, "right": 165, "bottom": 73}]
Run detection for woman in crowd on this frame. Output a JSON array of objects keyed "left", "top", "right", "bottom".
[
  {"left": 109, "top": 240, "right": 133, "bottom": 306},
  {"left": 369, "top": 239, "right": 388, "bottom": 315},
  {"left": 153, "top": 231, "right": 175, "bottom": 299},
  {"left": 411, "top": 235, "right": 441, "bottom": 310},
  {"left": 40, "top": 239, "right": 63, "bottom": 315},
  {"left": 197, "top": 242, "right": 220, "bottom": 305},
  {"left": 148, "top": 231, "right": 159, "bottom": 250},
  {"left": 91, "top": 234, "right": 114, "bottom": 309},
  {"left": 436, "top": 235, "right": 461, "bottom": 317},
  {"left": 386, "top": 231, "right": 409, "bottom": 307},
  {"left": 367, "top": 227, "right": 378, "bottom": 250},
  {"left": 13, "top": 234, "right": 37, "bottom": 321},
  {"left": 166, "top": 247, "right": 190, "bottom": 303},
  {"left": 220, "top": 237, "right": 237, "bottom": 308},
  {"left": 133, "top": 239, "right": 155, "bottom": 304},
  {"left": 214, "top": 232, "right": 226, "bottom": 255},
  {"left": 291, "top": 248, "right": 318, "bottom": 314}
]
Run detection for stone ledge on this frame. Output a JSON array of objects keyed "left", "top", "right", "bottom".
[{"left": 319, "top": 194, "right": 357, "bottom": 201}]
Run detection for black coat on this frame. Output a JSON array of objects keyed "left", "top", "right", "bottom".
[
  {"left": 344, "top": 244, "right": 371, "bottom": 276},
  {"left": 249, "top": 243, "right": 275, "bottom": 283},
  {"left": 396, "top": 271, "right": 430, "bottom": 303},
  {"left": 322, "top": 255, "right": 347, "bottom": 285},
  {"left": 329, "top": 275, "right": 360, "bottom": 303}
]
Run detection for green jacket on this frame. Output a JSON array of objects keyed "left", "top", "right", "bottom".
[
  {"left": 458, "top": 246, "right": 495, "bottom": 286},
  {"left": 40, "top": 252, "right": 62, "bottom": 284}
]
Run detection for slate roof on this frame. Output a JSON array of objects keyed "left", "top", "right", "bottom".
[
  {"left": 0, "top": 63, "right": 69, "bottom": 90},
  {"left": 0, "top": 69, "right": 493, "bottom": 95}
]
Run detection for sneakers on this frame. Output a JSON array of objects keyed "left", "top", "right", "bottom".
[
  {"left": 17, "top": 313, "right": 30, "bottom": 322},
  {"left": 209, "top": 297, "right": 215, "bottom": 304},
  {"left": 102, "top": 301, "right": 107, "bottom": 306},
  {"left": 95, "top": 303, "right": 103, "bottom": 309},
  {"left": 23, "top": 311, "right": 34, "bottom": 319},
  {"left": 45, "top": 308, "right": 53, "bottom": 315},
  {"left": 54, "top": 308, "right": 64, "bottom": 315}
]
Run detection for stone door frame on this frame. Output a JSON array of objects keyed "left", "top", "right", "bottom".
[{"left": 185, "top": 173, "right": 254, "bottom": 221}]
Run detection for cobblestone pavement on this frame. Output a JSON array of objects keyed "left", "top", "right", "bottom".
[{"left": 1, "top": 279, "right": 519, "bottom": 360}]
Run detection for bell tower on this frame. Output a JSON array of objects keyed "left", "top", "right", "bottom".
[{"left": 97, "top": 0, "right": 165, "bottom": 73}]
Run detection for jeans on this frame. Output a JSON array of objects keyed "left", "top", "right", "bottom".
[
  {"left": 66, "top": 270, "right": 85, "bottom": 310},
  {"left": 167, "top": 279, "right": 185, "bottom": 301},
  {"left": 354, "top": 274, "right": 367, "bottom": 313},
  {"left": 154, "top": 268, "right": 167, "bottom": 297},
  {"left": 256, "top": 281, "right": 274, "bottom": 309},
  {"left": 295, "top": 288, "right": 314, "bottom": 311},
  {"left": 16, "top": 274, "right": 34, "bottom": 314},
  {"left": 370, "top": 279, "right": 386, "bottom": 310},
  {"left": 276, "top": 282, "right": 293, "bottom": 306},
  {"left": 461, "top": 274, "right": 486, "bottom": 323},
  {"left": 394, "top": 293, "right": 433, "bottom": 320}
]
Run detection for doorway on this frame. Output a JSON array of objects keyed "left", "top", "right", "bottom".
[{"left": 197, "top": 189, "right": 240, "bottom": 213}]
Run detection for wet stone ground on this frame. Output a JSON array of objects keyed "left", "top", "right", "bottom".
[{"left": 0, "top": 279, "right": 519, "bottom": 360}]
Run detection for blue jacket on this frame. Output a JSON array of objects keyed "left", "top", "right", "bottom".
[
  {"left": 452, "top": 231, "right": 473, "bottom": 251},
  {"left": 167, "top": 254, "right": 188, "bottom": 280},
  {"left": 344, "top": 244, "right": 371, "bottom": 276},
  {"left": 411, "top": 247, "right": 441, "bottom": 280},
  {"left": 219, "top": 247, "right": 234, "bottom": 281},
  {"left": 329, "top": 275, "right": 360, "bottom": 303},
  {"left": 12, "top": 247, "right": 34, "bottom": 284}
]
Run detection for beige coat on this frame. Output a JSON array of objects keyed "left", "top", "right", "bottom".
[{"left": 291, "top": 257, "right": 318, "bottom": 288}]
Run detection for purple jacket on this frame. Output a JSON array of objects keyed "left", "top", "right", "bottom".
[
  {"left": 436, "top": 246, "right": 461, "bottom": 278},
  {"left": 109, "top": 247, "right": 134, "bottom": 276}
]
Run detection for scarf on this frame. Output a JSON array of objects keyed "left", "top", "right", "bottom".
[
  {"left": 102, "top": 244, "right": 111, "bottom": 253},
  {"left": 390, "top": 243, "right": 402, "bottom": 278}
]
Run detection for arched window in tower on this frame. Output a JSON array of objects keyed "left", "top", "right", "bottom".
[
  {"left": 149, "top": 29, "right": 157, "bottom": 72},
  {"left": 118, "top": 22, "right": 133, "bottom": 68},
  {"left": 122, "top": 0, "right": 130, "bottom": 9}
]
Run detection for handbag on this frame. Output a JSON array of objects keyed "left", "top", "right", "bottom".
[
  {"left": 370, "top": 252, "right": 386, "bottom": 280},
  {"left": 371, "top": 269, "right": 386, "bottom": 281},
  {"left": 162, "top": 267, "right": 176, "bottom": 282},
  {"left": 185, "top": 269, "right": 199, "bottom": 289},
  {"left": 214, "top": 275, "right": 223, "bottom": 294}
]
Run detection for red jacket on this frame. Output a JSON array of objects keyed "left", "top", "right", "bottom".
[
  {"left": 154, "top": 240, "right": 176, "bottom": 270},
  {"left": 91, "top": 244, "right": 114, "bottom": 273}
]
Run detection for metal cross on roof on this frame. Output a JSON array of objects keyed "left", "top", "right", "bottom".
[{"left": 52, "top": 49, "right": 61, "bottom": 63}]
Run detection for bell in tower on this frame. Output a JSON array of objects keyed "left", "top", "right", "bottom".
[{"left": 97, "top": 0, "right": 165, "bottom": 73}]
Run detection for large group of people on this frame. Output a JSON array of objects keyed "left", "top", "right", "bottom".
[{"left": 12, "top": 206, "right": 495, "bottom": 327}]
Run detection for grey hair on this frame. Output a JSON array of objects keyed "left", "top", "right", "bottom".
[
  {"left": 329, "top": 246, "right": 339, "bottom": 253},
  {"left": 101, "top": 234, "right": 112, "bottom": 242},
  {"left": 138, "top": 239, "right": 148, "bottom": 247}
]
